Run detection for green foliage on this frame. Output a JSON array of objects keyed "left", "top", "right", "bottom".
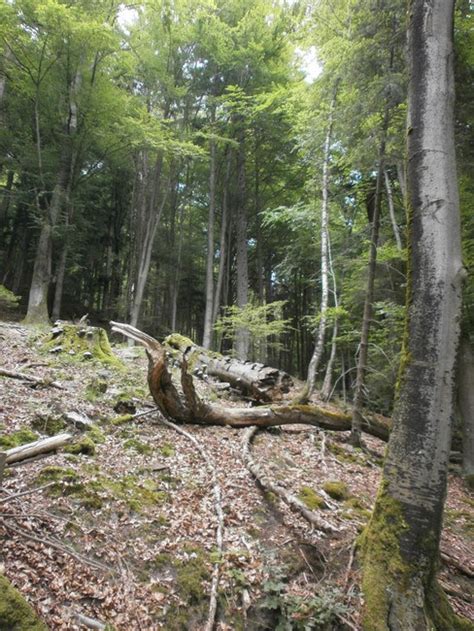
[
  {"left": 0, "top": 428, "right": 38, "bottom": 450},
  {"left": 214, "top": 301, "right": 291, "bottom": 359},
  {"left": 0, "top": 285, "right": 20, "bottom": 308}
]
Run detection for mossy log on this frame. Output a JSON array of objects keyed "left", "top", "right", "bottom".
[
  {"left": 5, "top": 433, "right": 73, "bottom": 464},
  {"left": 111, "top": 322, "right": 391, "bottom": 440},
  {"left": 165, "top": 333, "right": 293, "bottom": 402},
  {"left": 44, "top": 322, "right": 121, "bottom": 366}
]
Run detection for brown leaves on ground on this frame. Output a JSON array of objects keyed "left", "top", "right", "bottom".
[{"left": 0, "top": 322, "right": 472, "bottom": 629}]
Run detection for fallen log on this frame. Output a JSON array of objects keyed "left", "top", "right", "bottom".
[
  {"left": 5, "top": 433, "right": 73, "bottom": 464},
  {"left": 110, "top": 322, "right": 391, "bottom": 441},
  {"left": 164, "top": 333, "right": 293, "bottom": 402},
  {"left": 0, "top": 368, "right": 65, "bottom": 390}
]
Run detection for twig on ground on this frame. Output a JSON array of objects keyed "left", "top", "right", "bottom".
[
  {"left": 241, "top": 426, "right": 338, "bottom": 534},
  {"left": 0, "top": 482, "right": 55, "bottom": 503},
  {"left": 0, "top": 367, "right": 64, "bottom": 390},
  {"left": 149, "top": 409, "right": 224, "bottom": 631}
]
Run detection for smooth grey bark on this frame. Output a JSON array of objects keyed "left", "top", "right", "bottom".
[
  {"left": 383, "top": 168, "right": 402, "bottom": 251},
  {"left": 321, "top": 228, "right": 339, "bottom": 401},
  {"left": 202, "top": 132, "right": 217, "bottom": 349},
  {"left": 234, "top": 128, "right": 249, "bottom": 360},
  {"left": 362, "top": 2, "right": 468, "bottom": 629}
]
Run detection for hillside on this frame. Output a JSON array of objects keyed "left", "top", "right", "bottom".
[{"left": 0, "top": 321, "right": 472, "bottom": 630}]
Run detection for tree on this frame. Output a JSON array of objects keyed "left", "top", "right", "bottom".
[{"left": 361, "top": 2, "right": 471, "bottom": 629}]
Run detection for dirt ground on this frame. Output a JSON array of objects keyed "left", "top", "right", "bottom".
[{"left": 0, "top": 320, "right": 472, "bottom": 630}]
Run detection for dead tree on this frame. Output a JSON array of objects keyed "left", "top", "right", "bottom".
[{"left": 111, "top": 322, "right": 390, "bottom": 440}]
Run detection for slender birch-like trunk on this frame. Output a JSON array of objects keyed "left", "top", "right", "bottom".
[
  {"left": 350, "top": 111, "right": 388, "bottom": 446},
  {"left": 202, "top": 131, "right": 217, "bottom": 349},
  {"left": 361, "top": 3, "right": 469, "bottom": 628},
  {"left": 234, "top": 127, "right": 249, "bottom": 360},
  {"left": 383, "top": 168, "right": 402, "bottom": 251},
  {"left": 299, "top": 88, "right": 337, "bottom": 402}
]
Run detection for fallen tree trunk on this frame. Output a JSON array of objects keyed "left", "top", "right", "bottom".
[
  {"left": 111, "top": 322, "right": 391, "bottom": 441},
  {"left": 5, "top": 433, "right": 73, "bottom": 464},
  {"left": 164, "top": 333, "right": 293, "bottom": 402},
  {"left": 0, "top": 368, "right": 65, "bottom": 390}
]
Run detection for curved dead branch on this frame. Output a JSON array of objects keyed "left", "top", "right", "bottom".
[{"left": 110, "top": 322, "right": 391, "bottom": 441}]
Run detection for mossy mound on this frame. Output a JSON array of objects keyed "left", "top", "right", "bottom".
[
  {"left": 298, "top": 486, "right": 327, "bottom": 510},
  {"left": 43, "top": 324, "right": 122, "bottom": 367},
  {"left": 64, "top": 435, "right": 96, "bottom": 456},
  {"left": 0, "top": 575, "right": 47, "bottom": 630},
  {"left": 322, "top": 480, "right": 349, "bottom": 501},
  {"left": 31, "top": 412, "right": 66, "bottom": 436},
  {"left": 0, "top": 428, "right": 38, "bottom": 450}
]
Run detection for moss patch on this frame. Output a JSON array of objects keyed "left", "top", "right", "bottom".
[
  {"left": 160, "top": 443, "right": 175, "bottom": 457},
  {"left": 0, "top": 575, "right": 47, "bottom": 630},
  {"left": 0, "top": 428, "right": 38, "bottom": 450},
  {"left": 123, "top": 438, "right": 153, "bottom": 455},
  {"left": 43, "top": 324, "right": 122, "bottom": 367},
  {"left": 31, "top": 413, "right": 66, "bottom": 436},
  {"left": 322, "top": 480, "right": 349, "bottom": 501},
  {"left": 298, "top": 486, "right": 327, "bottom": 510},
  {"left": 64, "top": 436, "right": 96, "bottom": 456}
]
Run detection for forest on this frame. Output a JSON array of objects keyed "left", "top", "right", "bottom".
[{"left": 0, "top": 0, "right": 473, "bottom": 630}]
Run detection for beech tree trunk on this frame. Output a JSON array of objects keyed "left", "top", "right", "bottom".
[
  {"left": 234, "top": 126, "right": 249, "bottom": 360},
  {"left": 383, "top": 168, "right": 402, "bottom": 251},
  {"left": 361, "top": 3, "right": 469, "bottom": 629}
]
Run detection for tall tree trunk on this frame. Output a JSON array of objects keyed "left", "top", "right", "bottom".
[
  {"left": 234, "top": 128, "right": 249, "bottom": 360},
  {"left": 458, "top": 336, "right": 474, "bottom": 488},
  {"left": 321, "top": 233, "right": 339, "bottom": 400},
  {"left": 383, "top": 168, "right": 402, "bottom": 251},
  {"left": 299, "top": 87, "right": 336, "bottom": 402},
  {"left": 24, "top": 70, "right": 80, "bottom": 324},
  {"left": 202, "top": 132, "right": 217, "bottom": 349},
  {"left": 350, "top": 112, "right": 388, "bottom": 446},
  {"left": 212, "top": 148, "right": 232, "bottom": 328},
  {"left": 361, "top": 2, "right": 469, "bottom": 629}
]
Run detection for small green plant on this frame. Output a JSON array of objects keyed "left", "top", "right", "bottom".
[
  {"left": 298, "top": 486, "right": 327, "bottom": 510},
  {"left": 322, "top": 480, "right": 349, "bottom": 501},
  {"left": 0, "top": 285, "right": 20, "bottom": 308}
]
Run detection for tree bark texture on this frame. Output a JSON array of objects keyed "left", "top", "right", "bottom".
[
  {"left": 234, "top": 126, "right": 249, "bottom": 360},
  {"left": 361, "top": 3, "right": 469, "bottom": 630},
  {"left": 165, "top": 333, "right": 293, "bottom": 402}
]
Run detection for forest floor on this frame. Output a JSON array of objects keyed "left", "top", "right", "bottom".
[{"left": 0, "top": 319, "right": 472, "bottom": 630}]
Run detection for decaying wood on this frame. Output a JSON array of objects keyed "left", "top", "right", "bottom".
[
  {"left": 72, "top": 612, "right": 106, "bottom": 630},
  {"left": 0, "top": 367, "right": 64, "bottom": 390},
  {"left": 5, "top": 433, "right": 73, "bottom": 464},
  {"left": 242, "top": 426, "right": 337, "bottom": 534},
  {"left": 110, "top": 321, "right": 391, "bottom": 440},
  {"left": 164, "top": 333, "right": 293, "bottom": 402}
]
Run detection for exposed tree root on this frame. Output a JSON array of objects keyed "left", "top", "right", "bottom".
[{"left": 241, "top": 426, "right": 338, "bottom": 534}]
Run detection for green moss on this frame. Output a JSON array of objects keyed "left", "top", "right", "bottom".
[
  {"left": 111, "top": 414, "right": 134, "bottom": 426},
  {"left": 463, "top": 473, "right": 474, "bottom": 491},
  {"left": 322, "top": 480, "right": 349, "bottom": 501},
  {"left": 0, "top": 428, "right": 38, "bottom": 449},
  {"left": 31, "top": 413, "right": 66, "bottom": 436},
  {"left": 64, "top": 436, "right": 96, "bottom": 456},
  {"left": 85, "top": 378, "right": 108, "bottom": 402},
  {"left": 298, "top": 486, "right": 327, "bottom": 510},
  {"left": 123, "top": 438, "right": 153, "bottom": 455},
  {"left": 43, "top": 324, "right": 122, "bottom": 367},
  {"left": 160, "top": 442, "right": 175, "bottom": 457},
  {"left": 0, "top": 575, "right": 47, "bottom": 630},
  {"left": 427, "top": 582, "right": 474, "bottom": 631},
  {"left": 162, "top": 547, "right": 211, "bottom": 630},
  {"left": 86, "top": 425, "right": 106, "bottom": 444}
]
